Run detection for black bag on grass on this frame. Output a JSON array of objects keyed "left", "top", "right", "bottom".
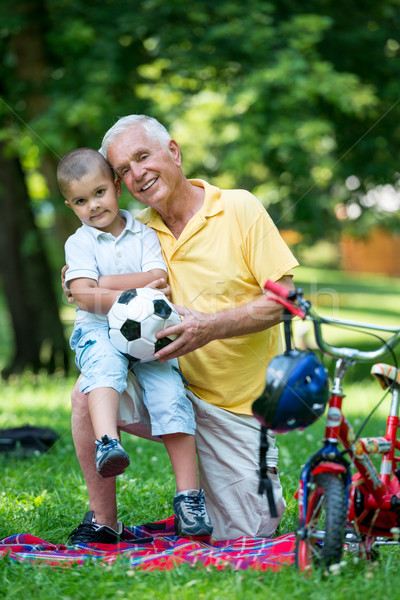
[{"left": 0, "top": 425, "right": 59, "bottom": 455}]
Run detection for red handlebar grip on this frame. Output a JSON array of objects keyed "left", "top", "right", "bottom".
[
  {"left": 273, "top": 297, "right": 306, "bottom": 320},
  {"left": 264, "top": 279, "right": 306, "bottom": 319},
  {"left": 264, "top": 279, "right": 291, "bottom": 299}
]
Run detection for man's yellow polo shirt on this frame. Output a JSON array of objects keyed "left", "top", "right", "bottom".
[{"left": 136, "top": 179, "right": 299, "bottom": 415}]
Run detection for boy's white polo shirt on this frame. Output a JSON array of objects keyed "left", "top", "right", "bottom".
[{"left": 65, "top": 209, "right": 166, "bottom": 325}]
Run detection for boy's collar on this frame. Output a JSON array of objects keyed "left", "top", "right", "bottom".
[{"left": 81, "top": 209, "right": 141, "bottom": 238}]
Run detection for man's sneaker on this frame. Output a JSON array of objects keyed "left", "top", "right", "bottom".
[
  {"left": 95, "top": 435, "right": 130, "bottom": 478},
  {"left": 67, "top": 511, "right": 124, "bottom": 545},
  {"left": 173, "top": 489, "right": 213, "bottom": 536}
]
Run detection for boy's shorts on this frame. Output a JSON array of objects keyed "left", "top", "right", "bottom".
[
  {"left": 71, "top": 322, "right": 195, "bottom": 437},
  {"left": 71, "top": 322, "right": 129, "bottom": 395}
]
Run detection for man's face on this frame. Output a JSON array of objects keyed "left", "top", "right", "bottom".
[{"left": 107, "top": 125, "right": 181, "bottom": 211}]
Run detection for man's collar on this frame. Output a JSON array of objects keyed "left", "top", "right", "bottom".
[
  {"left": 138, "top": 179, "right": 223, "bottom": 230},
  {"left": 190, "top": 179, "right": 223, "bottom": 217}
]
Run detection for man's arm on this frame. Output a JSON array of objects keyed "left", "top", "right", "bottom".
[{"left": 154, "top": 275, "right": 294, "bottom": 362}]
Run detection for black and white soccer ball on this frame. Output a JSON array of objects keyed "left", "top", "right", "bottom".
[{"left": 108, "top": 287, "right": 181, "bottom": 362}]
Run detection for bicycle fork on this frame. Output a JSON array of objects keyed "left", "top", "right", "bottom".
[{"left": 297, "top": 359, "right": 353, "bottom": 525}]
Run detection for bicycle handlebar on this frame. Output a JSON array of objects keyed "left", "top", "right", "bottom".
[
  {"left": 264, "top": 279, "right": 400, "bottom": 363},
  {"left": 264, "top": 280, "right": 307, "bottom": 319},
  {"left": 264, "top": 279, "right": 294, "bottom": 299}
]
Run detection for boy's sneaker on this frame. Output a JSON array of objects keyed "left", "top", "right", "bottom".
[
  {"left": 173, "top": 489, "right": 213, "bottom": 536},
  {"left": 67, "top": 511, "right": 124, "bottom": 545},
  {"left": 95, "top": 435, "right": 130, "bottom": 478}
]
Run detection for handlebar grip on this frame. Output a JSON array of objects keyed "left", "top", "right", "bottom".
[
  {"left": 272, "top": 296, "right": 307, "bottom": 319},
  {"left": 264, "top": 279, "right": 292, "bottom": 299},
  {"left": 264, "top": 279, "right": 306, "bottom": 319}
]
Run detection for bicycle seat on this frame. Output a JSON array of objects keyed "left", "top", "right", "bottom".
[{"left": 371, "top": 363, "right": 400, "bottom": 389}]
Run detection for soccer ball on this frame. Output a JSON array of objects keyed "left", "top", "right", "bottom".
[{"left": 108, "top": 288, "right": 181, "bottom": 362}]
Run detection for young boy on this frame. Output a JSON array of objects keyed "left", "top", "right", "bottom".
[{"left": 58, "top": 147, "right": 212, "bottom": 537}]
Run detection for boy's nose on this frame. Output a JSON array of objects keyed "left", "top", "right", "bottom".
[{"left": 89, "top": 197, "right": 101, "bottom": 210}]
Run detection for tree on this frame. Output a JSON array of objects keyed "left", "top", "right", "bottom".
[
  {"left": 1, "top": 0, "right": 400, "bottom": 373},
  {"left": 129, "top": 0, "right": 400, "bottom": 239},
  {"left": 0, "top": 141, "right": 69, "bottom": 376}
]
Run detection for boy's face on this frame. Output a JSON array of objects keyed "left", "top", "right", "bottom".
[{"left": 64, "top": 170, "right": 123, "bottom": 235}]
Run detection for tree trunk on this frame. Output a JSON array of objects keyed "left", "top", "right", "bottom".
[{"left": 0, "top": 142, "right": 69, "bottom": 377}]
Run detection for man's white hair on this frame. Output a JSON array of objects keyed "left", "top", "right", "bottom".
[{"left": 100, "top": 115, "right": 171, "bottom": 158}]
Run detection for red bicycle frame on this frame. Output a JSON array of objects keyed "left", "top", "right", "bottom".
[{"left": 264, "top": 279, "right": 400, "bottom": 553}]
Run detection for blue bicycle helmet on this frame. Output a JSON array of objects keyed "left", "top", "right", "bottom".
[{"left": 252, "top": 349, "right": 329, "bottom": 433}]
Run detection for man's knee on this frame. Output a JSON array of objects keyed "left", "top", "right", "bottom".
[{"left": 71, "top": 376, "right": 88, "bottom": 412}]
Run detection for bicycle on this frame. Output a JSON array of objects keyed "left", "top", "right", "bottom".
[{"left": 261, "top": 279, "right": 400, "bottom": 571}]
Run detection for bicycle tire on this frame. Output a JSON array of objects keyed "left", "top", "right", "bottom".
[{"left": 295, "top": 472, "right": 347, "bottom": 571}]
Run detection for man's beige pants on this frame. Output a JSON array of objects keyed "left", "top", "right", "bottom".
[{"left": 119, "top": 373, "right": 286, "bottom": 540}]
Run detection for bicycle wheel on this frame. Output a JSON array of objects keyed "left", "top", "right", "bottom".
[{"left": 295, "top": 472, "right": 347, "bottom": 571}]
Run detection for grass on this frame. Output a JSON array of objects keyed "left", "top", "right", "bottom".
[
  {"left": 1, "top": 266, "right": 400, "bottom": 598},
  {"left": 1, "top": 375, "right": 400, "bottom": 599}
]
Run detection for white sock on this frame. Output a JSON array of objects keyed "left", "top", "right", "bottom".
[{"left": 176, "top": 488, "right": 200, "bottom": 496}]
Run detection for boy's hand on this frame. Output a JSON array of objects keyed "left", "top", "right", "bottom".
[
  {"left": 61, "top": 264, "right": 75, "bottom": 303},
  {"left": 145, "top": 277, "right": 172, "bottom": 300}
]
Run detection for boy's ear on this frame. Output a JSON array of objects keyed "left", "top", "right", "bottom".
[
  {"left": 64, "top": 200, "right": 72, "bottom": 210},
  {"left": 115, "top": 177, "right": 122, "bottom": 196}
]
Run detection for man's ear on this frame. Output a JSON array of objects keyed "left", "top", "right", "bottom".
[
  {"left": 114, "top": 177, "right": 122, "bottom": 196},
  {"left": 168, "top": 139, "right": 182, "bottom": 167}
]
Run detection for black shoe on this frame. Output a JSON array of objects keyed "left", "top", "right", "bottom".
[{"left": 67, "top": 511, "right": 124, "bottom": 545}]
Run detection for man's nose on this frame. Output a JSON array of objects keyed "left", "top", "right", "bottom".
[{"left": 130, "top": 161, "right": 145, "bottom": 179}]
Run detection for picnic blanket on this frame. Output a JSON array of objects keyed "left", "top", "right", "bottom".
[{"left": 0, "top": 516, "right": 295, "bottom": 571}]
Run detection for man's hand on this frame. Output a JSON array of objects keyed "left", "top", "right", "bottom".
[
  {"left": 153, "top": 275, "right": 295, "bottom": 362},
  {"left": 154, "top": 305, "right": 214, "bottom": 362},
  {"left": 61, "top": 264, "right": 75, "bottom": 304}
]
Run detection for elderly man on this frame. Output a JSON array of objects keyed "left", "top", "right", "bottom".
[{"left": 66, "top": 114, "right": 298, "bottom": 543}]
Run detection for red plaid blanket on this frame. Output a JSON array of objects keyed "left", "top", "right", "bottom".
[{"left": 0, "top": 516, "right": 295, "bottom": 571}]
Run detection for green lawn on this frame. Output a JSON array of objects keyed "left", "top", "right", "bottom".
[
  {"left": 1, "top": 266, "right": 400, "bottom": 599},
  {"left": 294, "top": 266, "right": 400, "bottom": 326}
]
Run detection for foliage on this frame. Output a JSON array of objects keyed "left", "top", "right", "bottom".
[
  {"left": 1, "top": 1, "right": 400, "bottom": 241},
  {"left": 1, "top": 2, "right": 400, "bottom": 372}
]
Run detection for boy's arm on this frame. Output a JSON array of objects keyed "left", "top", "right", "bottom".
[
  {"left": 69, "top": 278, "right": 121, "bottom": 315},
  {"left": 98, "top": 269, "right": 167, "bottom": 291},
  {"left": 68, "top": 269, "right": 168, "bottom": 314}
]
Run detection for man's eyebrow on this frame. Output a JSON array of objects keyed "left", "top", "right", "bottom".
[{"left": 112, "top": 148, "right": 149, "bottom": 172}]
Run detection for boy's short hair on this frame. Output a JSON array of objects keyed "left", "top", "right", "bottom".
[{"left": 57, "top": 148, "right": 113, "bottom": 196}]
